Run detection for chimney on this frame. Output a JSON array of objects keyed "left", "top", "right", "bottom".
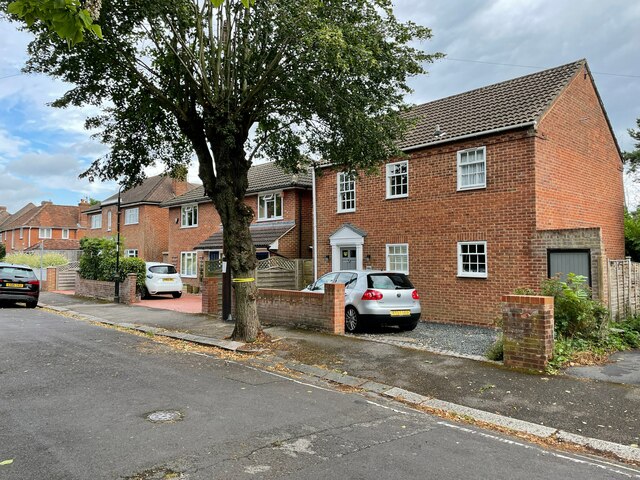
[
  {"left": 0, "top": 206, "right": 6, "bottom": 213},
  {"left": 172, "top": 178, "right": 190, "bottom": 197},
  {"left": 41, "top": 200, "right": 53, "bottom": 206}
]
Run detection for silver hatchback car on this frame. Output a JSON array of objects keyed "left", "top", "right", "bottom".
[{"left": 303, "top": 270, "right": 421, "bottom": 333}]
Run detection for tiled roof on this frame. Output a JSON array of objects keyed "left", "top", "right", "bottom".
[
  {"left": 84, "top": 176, "right": 198, "bottom": 213},
  {"left": 0, "top": 210, "right": 10, "bottom": 226},
  {"left": 0, "top": 203, "right": 81, "bottom": 231},
  {"left": 194, "top": 221, "right": 296, "bottom": 250},
  {"left": 161, "top": 162, "right": 312, "bottom": 208},
  {"left": 399, "top": 60, "right": 585, "bottom": 150},
  {"left": 25, "top": 239, "right": 81, "bottom": 251}
]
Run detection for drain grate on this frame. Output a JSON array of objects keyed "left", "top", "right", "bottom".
[{"left": 146, "top": 410, "right": 183, "bottom": 423}]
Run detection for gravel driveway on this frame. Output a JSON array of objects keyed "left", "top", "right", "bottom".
[{"left": 354, "top": 322, "right": 500, "bottom": 360}]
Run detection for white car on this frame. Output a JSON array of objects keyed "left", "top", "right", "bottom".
[{"left": 143, "top": 262, "right": 183, "bottom": 299}]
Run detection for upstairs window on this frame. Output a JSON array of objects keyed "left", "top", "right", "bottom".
[
  {"left": 91, "top": 214, "right": 102, "bottom": 229},
  {"left": 457, "top": 241, "right": 487, "bottom": 278},
  {"left": 124, "top": 207, "right": 139, "bottom": 225},
  {"left": 337, "top": 172, "right": 356, "bottom": 213},
  {"left": 457, "top": 147, "right": 486, "bottom": 191},
  {"left": 386, "top": 161, "right": 408, "bottom": 199},
  {"left": 258, "top": 193, "right": 283, "bottom": 220},
  {"left": 181, "top": 204, "right": 198, "bottom": 227},
  {"left": 39, "top": 228, "right": 52, "bottom": 239},
  {"left": 107, "top": 211, "right": 112, "bottom": 231}
]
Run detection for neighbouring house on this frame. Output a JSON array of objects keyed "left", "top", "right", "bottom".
[
  {"left": 160, "top": 162, "right": 313, "bottom": 287},
  {"left": 82, "top": 176, "right": 197, "bottom": 262},
  {"left": 0, "top": 200, "right": 89, "bottom": 255},
  {"left": 24, "top": 239, "right": 83, "bottom": 262},
  {"left": 314, "top": 59, "right": 624, "bottom": 327}
]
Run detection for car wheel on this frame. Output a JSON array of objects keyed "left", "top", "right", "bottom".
[
  {"left": 399, "top": 320, "right": 418, "bottom": 332},
  {"left": 26, "top": 300, "right": 37, "bottom": 309},
  {"left": 141, "top": 286, "right": 150, "bottom": 299},
  {"left": 172, "top": 291, "right": 183, "bottom": 299},
  {"left": 345, "top": 306, "right": 359, "bottom": 333}
]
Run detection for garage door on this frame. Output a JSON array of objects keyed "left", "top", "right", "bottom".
[{"left": 548, "top": 250, "right": 591, "bottom": 286}]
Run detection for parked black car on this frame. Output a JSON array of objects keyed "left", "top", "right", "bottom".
[{"left": 0, "top": 263, "right": 40, "bottom": 308}]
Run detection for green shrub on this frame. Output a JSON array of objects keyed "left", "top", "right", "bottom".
[
  {"left": 4, "top": 252, "right": 68, "bottom": 268},
  {"left": 78, "top": 237, "right": 146, "bottom": 291},
  {"left": 486, "top": 336, "right": 504, "bottom": 361},
  {"left": 541, "top": 273, "right": 608, "bottom": 339}
]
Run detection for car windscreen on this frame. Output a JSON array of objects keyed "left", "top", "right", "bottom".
[
  {"left": 367, "top": 273, "right": 414, "bottom": 290},
  {"left": 0, "top": 267, "right": 37, "bottom": 280},
  {"left": 149, "top": 265, "right": 178, "bottom": 274}
]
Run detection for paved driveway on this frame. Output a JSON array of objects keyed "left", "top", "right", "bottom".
[{"left": 134, "top": 293, "right": 202, "bottom": 313}]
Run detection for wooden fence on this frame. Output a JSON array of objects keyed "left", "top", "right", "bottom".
[
  {"left": 608, "top": 259, "right": 640, "bottom": 320},
  {"left": 203, "top": 257, "right": 313, "bottom": 291}
]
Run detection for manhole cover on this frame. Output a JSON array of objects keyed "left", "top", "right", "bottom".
[{"left": 146, "top": 410, "right": 183, "bottom": 423}]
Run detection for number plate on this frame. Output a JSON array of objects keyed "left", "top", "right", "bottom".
[
  {"left": 162, "top": 278, "right": 174, "bottom": 282},
  {"left": 390, "top": 310, "right": 411, "bottom": 317},
  {"left": 6, "top": 283, "right": 24, "bottom": 288}
]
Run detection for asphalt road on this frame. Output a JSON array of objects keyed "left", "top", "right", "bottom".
[{"left": 1, "top": 306, "right": 639, "bottom": 479}]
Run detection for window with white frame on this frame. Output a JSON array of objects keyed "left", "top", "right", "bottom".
[
  {"left": 39, "top": 228, "right": 52, "bottom": 239},
  {"left": 457, "top": 147, "right": 486, "bottom": 190},
  {"left": 386, "top": 243, "right": 409, "bottom": 274},
  {"left": 258, "top": 193, "right": 283, "bottom": 220},
  {"left": 19, "top": 227, "right": 23, "bottom": 239},
  {"left": 61, "top": 229, "right": 69, "bottom": 239},
  {"left": 457, "top": 241, "right": 487, "bottom": 278},
  {"left": 386, "top": 161, "right": 408, "bottom": 199},
  {"left": 124, "top": 207, "right": 139, "bottom": 225},
  {"left": 124, "top": 249, "right": 138, "bottom": 257},
  {"left": 181, "top": 251, "right": 198, "bottom": 277},
  {"left": 181, "top": 204, "right": 198, "bottom": 227},
  {"left": 91, "top": 214, "right": 102, "bottom": 229},
  {"left": 337, "top": 172, "right": 356, "bottom": 212},
  {"left": 107, "top": 211, "right": 112, "bottom": 231}
]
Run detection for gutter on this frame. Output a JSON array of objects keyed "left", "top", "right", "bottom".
[{"left": 401, "top": 122, "right": 538, "bottom": 153}]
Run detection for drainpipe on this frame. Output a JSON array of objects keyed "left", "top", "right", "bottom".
[{"left": 311, "top": 166, "right": 318, "bottom": 281}]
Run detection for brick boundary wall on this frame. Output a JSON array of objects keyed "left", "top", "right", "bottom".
[
  {"left": 202, "top": 277, "right": 219, "bottom": 316},
  {"left": 201, "top": 280, "right": 345, "bottom": 333},
  {"left": 256, "top": 283, "right": 345, "bottom": 334},
  {"left": 75, "top": 272, "right": 139, "bottom": 305},
  {"left": 42, "top": 266, "right": 57, "bottom": 292},
  {"left": 501, "top": 295, "right": 554, "bottom": 371}
]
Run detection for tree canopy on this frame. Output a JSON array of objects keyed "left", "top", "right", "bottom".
[
  {"left": 624, "top": 117, "right": 640, "bottom": 171},
  {"left": 3, "top": 0, "right": 441, "bottom": 341}
]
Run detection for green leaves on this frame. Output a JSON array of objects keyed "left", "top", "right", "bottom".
[{"left": 5, "top": 0, "right": 103, "bottom": 46}]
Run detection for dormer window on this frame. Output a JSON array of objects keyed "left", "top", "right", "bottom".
[{"left": 258, "top": 193, "right": 283, "bottom": 220}]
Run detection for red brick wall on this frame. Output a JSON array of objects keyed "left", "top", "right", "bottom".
[
  {"left": 257, "top": 283, "right": 345, "bottom": 334},
  {"left": 502, "top": 295, "right": 554, "bottom": 371},
  {"left": 535, "top": 65, "right": 625, "bottom": 261},
  {"left": 316, "top": 130, "right": 539, "bottom": 326}
]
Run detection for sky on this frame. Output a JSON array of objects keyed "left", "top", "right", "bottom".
[{"left": 0, "top": 0, "right": 639, "bottom": 213}]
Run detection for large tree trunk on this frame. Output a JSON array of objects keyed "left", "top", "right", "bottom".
[{"left": 202, "top": 132, "right": 261, "bottom": 343}]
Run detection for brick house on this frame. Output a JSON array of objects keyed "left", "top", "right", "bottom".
[
  {"left": 0, "top": 200, "right": 88, "bottom": 255},
  {"left": 160, "top": 162, "right": 313, "bottom": 287},
  {"left": 82, "top": 176, "right": 196, "bottom": 262},
  {"left": 314, "top": 60, "right": 624, "bottom": 326}
]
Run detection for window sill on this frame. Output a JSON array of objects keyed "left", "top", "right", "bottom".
[
  {"left": 124, "top": 222, "right": 139, "bottom": 226},
  {"left": 180, "top": 225, "right": 199, "bottom": 229},
  {"left": 457, "top": 273, "right": 488, "bottom": 279},
  {"left": 457, "top": 185, "right": 486, "bottom": 192},
  {"left": 337, "top": 209, "right": 356, "bottom": 214},
  {"left": 257, "top": 217, "right": 284, "bottom": 222},
  {"left": 181, "top": 274, "right": 197, "bottom": 278},
  {"left": 385, "top": 194, "right": 409, "bottom": 200}
]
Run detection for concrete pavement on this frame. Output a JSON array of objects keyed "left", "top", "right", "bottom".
[{"left": 38, "top": 292, "right": 640, "bottom": 464}]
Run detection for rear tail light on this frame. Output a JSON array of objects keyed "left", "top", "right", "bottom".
[
  {"left": 28, "top": 280, "right": 40, "bottom": 287},
  {"left": 412, "top": 290, "right": 420, "bottom": 300},
  {"left": 361, "top": 289, "right": 383, "bottom": 301}
]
